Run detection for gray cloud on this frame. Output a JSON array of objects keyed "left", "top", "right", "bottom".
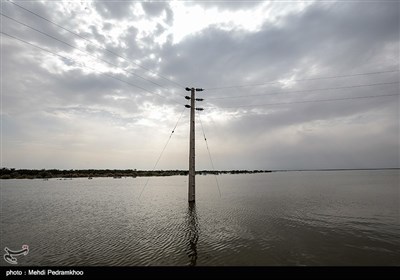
[
  {"left": 141, "top": 1, "right": 169, "bottom": 17},
  {"left": 185, "top": 0, "right": 264, "bottom": 11},
  {"left": 1, "top": 2, "right": 78, "bottom": 52},
  {"left": 161, "top": 1, "right": 399, "bottom": 90},
  {"left": 93, "top": 0, "right": 133, "bottom": 19},
  {"left": 1, "top": 1, "right": 398, "bottom": 169},
  {"left": 161, "top": 1, "right": 399, "bottom": 169}
]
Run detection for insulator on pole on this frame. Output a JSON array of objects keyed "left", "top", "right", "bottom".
[
  {"left": 195, "top": 88, "right": 204, "bottom": 92},
  {"left": 185, "top": 96, "right": 191, "bottom": 100},
  {"left": 195, "top": 98, "right": 204, "bottom": 101},
  {"left": 185, "top": 87, "right": 192, "bottom": 91},
  {"left": 195, "top": 108, "right": 204, "bottom": 111},
  {"left": 185, "top": 105, "right": 191, "bottom": 108}
]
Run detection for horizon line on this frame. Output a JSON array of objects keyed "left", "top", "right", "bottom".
[{"left": 1, "top": 167, "right": 399, "bottom": 171}]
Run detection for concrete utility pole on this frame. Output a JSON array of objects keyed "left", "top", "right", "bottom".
[{"left": 185, "top": 87, "right": 204, "bottom": 202}]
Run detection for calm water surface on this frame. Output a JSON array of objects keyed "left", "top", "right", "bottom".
[{"left": 1, "top": 170, "right": 399, "bottom": 266}]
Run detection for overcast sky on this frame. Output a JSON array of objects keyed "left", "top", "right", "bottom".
[{"left": 1, "top": 0, "right": 399, "bottom": 170}]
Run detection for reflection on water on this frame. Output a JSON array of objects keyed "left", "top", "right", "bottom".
[
  {"left": 186, "top": 202, "right": 199, "bottom": 266},
  {"left": 1, "top": 171, "right": 399, "bottom": 266}
]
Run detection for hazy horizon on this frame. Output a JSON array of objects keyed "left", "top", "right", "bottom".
[{"left": 1, "top": 167, "right": 399, "bottom": 172}]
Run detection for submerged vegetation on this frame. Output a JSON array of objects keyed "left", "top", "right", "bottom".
[{"left": 0, "top": 168, "right": 271, "bottom": 179}]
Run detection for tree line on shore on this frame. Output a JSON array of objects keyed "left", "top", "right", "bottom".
[{"left": 0, "top": 168, "right": 271, "bottom": 179}]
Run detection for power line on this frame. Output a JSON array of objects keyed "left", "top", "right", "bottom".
[
  {"left": 0, "top": 31, "right": 183, "bottom": 105},
  {"left": 205, "top": 69, "right": 399, "bottom": 91},
  {"left": 215, "top": 93, "right": 399, "bottom": 109},
  {"left": 207, "top": 81, "right": 399, "bottom": 100},
  {"left": 197, "top": 111, "right": 221, "bottom": 198},
  {"left": 138, "top": 105, "right": 187, "bottom": 199},
  {"left": 1, "top": 13, "right": 174, "bottom": 92},
  {"left": 6, "top": 0, "right": 185, "bottom": 89}
]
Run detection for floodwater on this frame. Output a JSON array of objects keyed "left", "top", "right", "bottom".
[{"left": 1, "top": 170, "right": 399, "bottom": 266}]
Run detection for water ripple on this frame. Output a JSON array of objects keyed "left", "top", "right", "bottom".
[{"left": 1, "top": 171, "right": 399, "bottom": 266}]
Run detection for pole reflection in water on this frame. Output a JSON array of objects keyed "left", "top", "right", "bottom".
[{"left": 186, "top": 202, "right": 199, "bottom": 266}]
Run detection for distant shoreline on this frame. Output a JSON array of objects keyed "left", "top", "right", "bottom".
[
  {"left": 0, "top": 168, "right": 271, "bottom": 179},
  {"left": 0, "top": 168, "right": 398, "bottom": 179}
]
